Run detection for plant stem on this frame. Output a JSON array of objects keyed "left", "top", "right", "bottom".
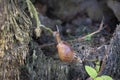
[{"left": 40, "top": 25, "right": 53, "bottom": 34}]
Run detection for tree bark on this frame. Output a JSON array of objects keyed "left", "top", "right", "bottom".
[
  {"left": 102, "top": 24, "right": 120, "bottom": 79},
  {"left": 0, "top": 0, "right": 31, "bottom": 80}
]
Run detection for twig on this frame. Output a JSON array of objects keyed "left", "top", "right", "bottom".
[
  {"left": 40, "top": 19, "right": 105, "bottom": 48},
  {"left": 75, "top": 18, "right": 105, "bottom": 42},
  {"left": 40, "top": 43, "right": 55, "bottom": 48},
  {"left": 98, "top": 45, "right": 108, "bottom": 75},
  {"left": 26, "top": 0, "right": 54, "bottom": 34},
  {"left": 40, "top": 25, "right": 53, "bottom": 33}
]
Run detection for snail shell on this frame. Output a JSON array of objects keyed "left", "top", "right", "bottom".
[
  {"left": 54, "top": 31, "right": 76, "bottom": 62},
  {"left": 57, "top": 41, "right": 74, "bottom": 62}
]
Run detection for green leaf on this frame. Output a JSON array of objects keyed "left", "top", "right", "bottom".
[
  {"left": 101, "top": 75, "right": 112, "bottom": 80},
  {"left": 85, "top": 65, "right": 97, "bottom": 78},
  {"left": 95, "top": 77, "right": 103, "bottom": 80}
]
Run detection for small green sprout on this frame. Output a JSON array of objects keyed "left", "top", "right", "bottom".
[
  {"left": 85, "top": 66, "right": 97, "bottom": 79},
  {"left": 95, "top": 61, "right": 100, "bottom": 73},
  {"left": 85, "top": 65, "right": 112, "bottom": 80},
  {"left": 85, "top": 34, "right": 92, "bottom": 41}
]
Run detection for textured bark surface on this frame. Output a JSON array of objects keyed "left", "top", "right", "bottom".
[
  {"left": 102, "top": 24, "right": 120, "bottom": 79},
  {"left": 0, "top": 0, "right": 31, "bottom": 80}
]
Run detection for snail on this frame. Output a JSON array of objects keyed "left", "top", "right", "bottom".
[{"left": 53, "top": 31, "right": 82, "bottom": 63}]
